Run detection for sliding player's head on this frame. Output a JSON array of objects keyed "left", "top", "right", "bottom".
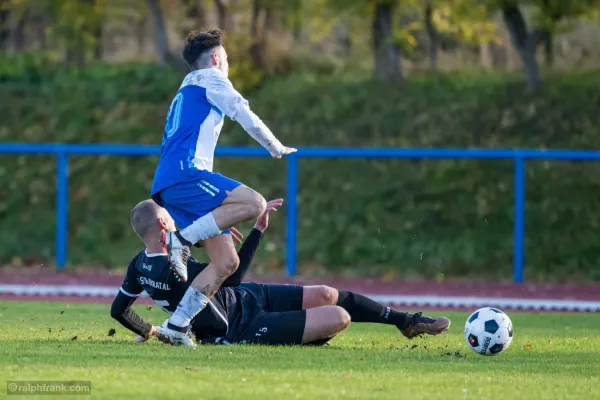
[
  {"left": 182, "top": 29, "right": 229, "bottom": 76},
  {"left": 130, "top": 199, "right": 176, "bottom": 244}
]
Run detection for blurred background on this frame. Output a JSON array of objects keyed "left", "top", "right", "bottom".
[{"left": 1, "top": 0, "right": 600, "bottom": 283}]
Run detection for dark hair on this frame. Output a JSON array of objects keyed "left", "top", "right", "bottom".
[{"left": 182, "top": 29, "right": 223, "bottom": 67}]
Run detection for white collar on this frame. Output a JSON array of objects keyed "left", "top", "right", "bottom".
[{"left": 145, "top": 249, "right": 167, "bottom": 258}]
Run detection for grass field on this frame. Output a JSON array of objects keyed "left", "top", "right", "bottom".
[{"left": 1, "top": 301, "right": 599, "bottom": 399}]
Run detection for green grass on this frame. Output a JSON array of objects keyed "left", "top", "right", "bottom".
[{"left": 0, "top": 301, "right": 598, "bottom": 399}]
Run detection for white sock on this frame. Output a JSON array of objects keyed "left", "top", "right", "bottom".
[
  {"left": 180, "top": 212, "right": 221, "bottom": 244},
  {"left": 168, "top": 287, "right": 209, "bottom": 328}
]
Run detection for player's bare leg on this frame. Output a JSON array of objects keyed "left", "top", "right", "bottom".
[
  {"left": 189, "top": 234, "right": 239, "bottom": 299},
  {"left": 301, "top": 306, "right": 351, "bottom": 344},
  {"left": 301, "top": 285, "right": 339, "bottom": 309},
  {"left": 162, "top": 185, "right": 266, "bottom": 282},
  {"left": 157, "top": 233, "right": 240, "bottom": 346},
  {"left": 300, "top": 286, "right": 450, "bottom": 340}
]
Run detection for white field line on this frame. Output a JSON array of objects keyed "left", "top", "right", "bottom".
[{"left": 1, "top": 284, "right": 599, "bottom": 312}]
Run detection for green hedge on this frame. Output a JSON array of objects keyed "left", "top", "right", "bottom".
[{"left": 2, "top": 59, "right": 600, "bottom": 281}]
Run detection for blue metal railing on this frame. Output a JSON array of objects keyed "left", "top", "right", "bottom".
[{"left": 3, "top": 143, "right": 600, "bottom": 283}]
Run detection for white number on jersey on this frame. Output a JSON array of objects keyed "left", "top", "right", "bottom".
[{"left": 165, "top": 92, "right": 184, "bottom": 140}]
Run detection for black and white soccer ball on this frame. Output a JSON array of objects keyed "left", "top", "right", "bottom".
[{"left": 464, "top": 307, "right": 514, "bottom": 356}]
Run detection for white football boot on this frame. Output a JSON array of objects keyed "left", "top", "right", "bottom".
[
  {"left": 161, "top": 231, "right": 191, "bottom": 282},
  {"left": 156, "top": 319, "right": 197, "bottom": 348}
]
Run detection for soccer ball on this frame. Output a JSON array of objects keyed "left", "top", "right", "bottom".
[{"left": 464, "top": 307, "right": 514, "bottom": 356}]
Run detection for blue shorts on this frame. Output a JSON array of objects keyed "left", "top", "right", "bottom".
[{"left": 152, "top": 170, "right": 241, "bottom": 231}]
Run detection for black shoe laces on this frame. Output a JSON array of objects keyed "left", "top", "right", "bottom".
[{"left": 411, "top": 312, "right": 435, "bottom": 324}]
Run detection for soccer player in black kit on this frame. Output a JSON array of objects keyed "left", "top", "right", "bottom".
[{"left": 111, "top": 199, "right": 451, "bottom": 347}]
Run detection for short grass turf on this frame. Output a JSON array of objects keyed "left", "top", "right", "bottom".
[{"left": 0, "top": 301, "right": 598, "bottom": 400}]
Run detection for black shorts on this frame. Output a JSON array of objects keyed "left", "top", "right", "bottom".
[
  {"left": 233, "top": 309, "right": 306, "bottom": 345},
  {"left": 210, "top": 283, "right": 306, "bottom": 346}
]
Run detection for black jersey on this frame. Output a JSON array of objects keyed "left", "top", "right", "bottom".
[{"left": 117, "top": 229, "right": 263, "bottom": 339}]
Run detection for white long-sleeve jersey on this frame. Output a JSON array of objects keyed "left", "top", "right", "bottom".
[{"left": 152, "top": 68, "right": 285, "bottom": 195}]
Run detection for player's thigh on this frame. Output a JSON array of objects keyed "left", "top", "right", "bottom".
[
  {"left": 301, "top": 285, "right": 339, "bottom": 309},
  {"left": 235, "top": 310, "right": 307, "bottom": 345},
  {"left": 262, "top": 284, "right": 304, "bottom": 312},
  {"left": 302, "top": 306, "right": 351, "bottom": 344},
  {"left": 163, "top": 203, "right": 233, "bottom": 239},
  {"left": 157, "top": 172, "right": 241, "bottom": 228},
  {"left": 167, "top": 207, "right": 233, "bottom": 236},
  {"left": 200, "top": 233, "right": 239, "bottom": 268},
  {"left": 220, "top": 183, "right": 266, "bottom": 207}
]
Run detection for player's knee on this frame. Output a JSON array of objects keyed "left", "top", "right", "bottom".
[
  {"left": 246, "top": 192, "right": 267, "bottom": 219},
  {"left": 215, "top": 253, "right": 240, "bottom": 276},
  {"left": 334, "top": 306, "right": 351, "bottom": 331},
  {"left": 317, "top": 286, "right": 338, "bottom": 306}
]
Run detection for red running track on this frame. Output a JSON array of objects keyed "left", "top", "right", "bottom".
[{"left": 1, "top": 266, "right": 599, "bottom": 306}]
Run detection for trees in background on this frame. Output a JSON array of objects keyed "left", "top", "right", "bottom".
[
  {"left": 372, "top": 0, "right": 403, "bottom": 83},
  {"left": 1, "top": 0, "right": 600, "bottom": 87},
  {"left": 147, "top": 0, "right": 168, "bottom": 65},
  {"left": 420, "top": 0, "right": 498, "bottom": 74},
  {"left": 0, "top": 0, "right": 10, "bottom": 51},
  {"left": 492, "top": 0, "right": 600, "bottom": 87}
]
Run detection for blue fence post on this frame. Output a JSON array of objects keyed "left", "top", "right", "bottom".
[
  {"left": 286, "top": 154, "right": 299, "bottom": 277},
  {"left": 56, "top": 152, "right": 68, "bottom": 269},
  {"left": 513, "top": 156, "right": 525, "bottom": 283}
]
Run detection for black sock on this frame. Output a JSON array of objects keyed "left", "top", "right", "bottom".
[{"left": 336, "top": 290, "right": 408, "bottom": 327}]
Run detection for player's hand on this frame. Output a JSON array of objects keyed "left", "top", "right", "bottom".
[
  {"left": 134, "top": 325, "right": 158, "bottom": 343},
  {"left": 254, "top": 199, "right": 283, "bottom": 232},
  {"left": 272, "top": 147, "right": 297, "bottom": 159},
  {"left": 230, "top": 227, "right": 244, "bottom": 245}
]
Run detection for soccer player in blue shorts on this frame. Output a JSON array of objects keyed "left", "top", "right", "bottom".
[{"left": 150, "top": 29, "right": 296, "bottom": 345}]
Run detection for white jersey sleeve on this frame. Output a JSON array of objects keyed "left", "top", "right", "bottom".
[{"left": 204, "top": 70, "right": 286, "bottom": 156}]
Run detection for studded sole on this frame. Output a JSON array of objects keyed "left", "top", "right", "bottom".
[
  {"left": 160, "top": 232, "right": 186, "bottom": 283},
  {"left": 402, "top": 320, "right": 451, "bottom": 339},
  {"left": 155, "top": 333, "right": 175, "bottom": 346}
]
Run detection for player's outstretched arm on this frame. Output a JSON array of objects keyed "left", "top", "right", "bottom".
[
  {"left": 222, "top": 198, "right": 283, "bottom": 286},
  {"left": 110, "top": 291, "right": 154, "bottom": 338},
  {"left": 205, "top": 73, "right": 296, "bottom": 158},
  {"left": 233, "top": 105, "right": 297, "bottom": 158},
  {"left": 110, "top": 260, "right": 156, "bottom": 341}
]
